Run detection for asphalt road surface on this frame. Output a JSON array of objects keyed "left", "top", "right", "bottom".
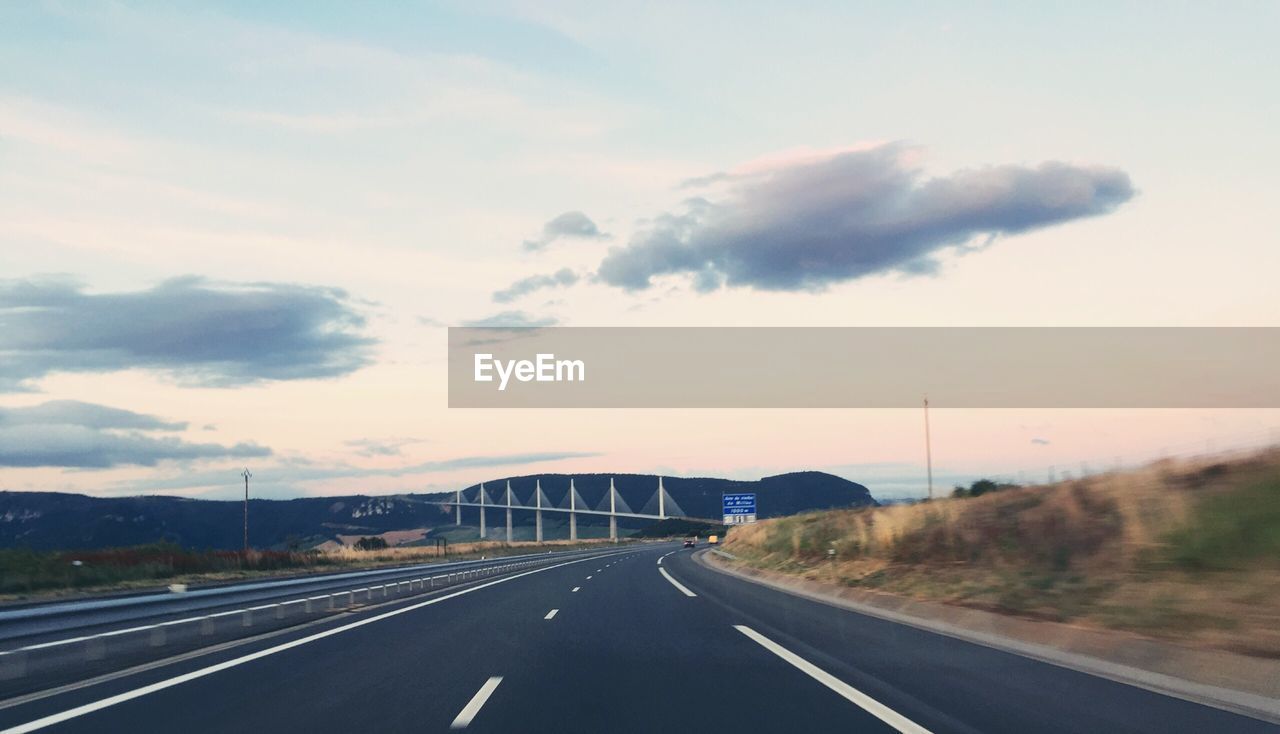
[{"left": 0, "top": 543, "right": 1270, "bottom": 733}]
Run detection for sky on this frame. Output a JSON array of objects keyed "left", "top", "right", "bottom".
[{"left": 1, "top": 1, "right": 1278, "bottom": 501}]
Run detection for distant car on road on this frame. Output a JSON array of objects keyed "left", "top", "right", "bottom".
[{"left": 683, "top": 538, "right": 696, "bottom": 548}]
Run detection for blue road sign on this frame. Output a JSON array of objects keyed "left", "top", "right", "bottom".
[{"left": 722, "top": 493, "right": 757, "bottom": 524}]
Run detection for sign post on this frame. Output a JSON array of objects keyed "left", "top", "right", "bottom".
[{"left": 722, "top": 492, "right": 757, "bottom": 525}]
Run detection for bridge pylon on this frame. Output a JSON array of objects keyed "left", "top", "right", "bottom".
[
  {"left": 608, "top": 477, "right": 618, "bottom": 542},
  {"left": 505, "top": 480, "right": 514, "bottom": 543},
  {"left": 569, "top": 479, "right": 578, "bottom": 541},
  {"left": 534, "top": 479, "right": 544, "bottom": 543}
]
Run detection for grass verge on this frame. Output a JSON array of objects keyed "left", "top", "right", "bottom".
[{"left": 723, "top": 450, "right": 1280, "bottom": 658}]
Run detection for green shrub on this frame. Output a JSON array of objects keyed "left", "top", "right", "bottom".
[
  {"left": 1165, "top": 477, "right": 1280, "bottom": 571},
  {"left": 354, "top": 536, "right": 390, "bottom": 551}
]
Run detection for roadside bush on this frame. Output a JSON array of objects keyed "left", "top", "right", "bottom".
[
  {"left": 952, "top": 478, "right": 1019, "bottom": 498},
  {"left": 1165, "top": 477, "right": 1280, "bottom": 571}
]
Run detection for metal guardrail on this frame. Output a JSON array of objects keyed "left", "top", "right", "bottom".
[{"left": 0, "top": 548, "right": 587, "bottom": 628}]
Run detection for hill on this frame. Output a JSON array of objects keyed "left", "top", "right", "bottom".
[
  {"left": 0, "top": 471, "right": 875, "bottom": 551},
  {"left": 0, "top": 493, "right": 454, "bottom": 551}
]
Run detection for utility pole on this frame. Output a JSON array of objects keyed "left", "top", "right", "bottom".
[
  {"left": 923, "top": 396, "right": 934, "bottom": 501},
  {"left": 241, "top": 468, "right": 252, "bottom": 554}
]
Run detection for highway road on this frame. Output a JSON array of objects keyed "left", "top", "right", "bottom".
[{"left": 0, "top": 542, "right": 1271, "bottom": 733}]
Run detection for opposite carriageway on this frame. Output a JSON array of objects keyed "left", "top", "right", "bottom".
[{"left": 0, "top": 546, "right": 646, "bottom": 701}]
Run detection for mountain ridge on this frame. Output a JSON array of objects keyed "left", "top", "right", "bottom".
[{"left": 0, "top": 471, "right": 876, "bottom": 550}]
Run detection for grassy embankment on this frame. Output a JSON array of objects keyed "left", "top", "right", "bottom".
[
  {"left": 0, "top": 537, "right": 627, "bottom": 601},
  {"left": 723, "top": 450, "right": 1280, "bottom": 657}
]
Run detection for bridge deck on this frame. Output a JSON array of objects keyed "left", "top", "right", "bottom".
[{"left": 425, "top": 500, "right": 718, "bottom": 524}]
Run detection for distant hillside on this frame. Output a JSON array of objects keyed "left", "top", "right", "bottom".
[
  {"left": 0, "top": 471, "right": 875, "bottom": 551},
  {"left": 0, "top": 493, "right": 454, "bottom": 551}
]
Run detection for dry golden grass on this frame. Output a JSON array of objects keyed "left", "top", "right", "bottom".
[{"left": 724, "top": 449, "right": 1280, "bottom": 657}]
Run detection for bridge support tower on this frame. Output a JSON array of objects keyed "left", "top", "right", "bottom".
[
  {"left": 608, "top": 477, "right": 618, "bottom": 542},
  {"left": 569, "top": 479, "right": 578, "bottom": 541},
  {"left": 505, "top": 481, "right": 514, "bottom": 544},
  {"left": 535, "top": 479, "right": 544, "bottom": 543}
]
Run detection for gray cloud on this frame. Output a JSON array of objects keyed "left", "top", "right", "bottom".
[
  {"left": 522, "top": 211, "right": 608, "bottom": 252},
  {"left": 462, "top": 310, "right": 559, "bottom": 327},
  {"left": 0, "top": 276, "right": 374, "bottom": 391},
  {"left": 345, "top": 437, "right": 421, "bottom": 457},
  {"left": 677, "top": 171, "right": 732, "bottom": 189},
  {"left": 1031, "top": 437, "right": 1052, "bottom": 445},
  {"left": 0, "top": 401, "right": 270, "bottom": 468},
  {"left": 492, "top": 267, "right": 579, "bottom": 303},
  {"left": 596, "top": 144, "right": 1135, "bottom": 292},
  {"left": 0, "top": 400, "right": 185, "bottom": 431},
  {"left": 107, "top": 450, "right": 602, "bottom": 496}
]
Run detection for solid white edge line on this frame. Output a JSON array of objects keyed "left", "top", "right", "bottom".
[
  {"left": 0, "top": 551, "right": 625, "bottom": 734},
  {"left": 733, "top": 625, "right": 931, "bottom": 734},
  {"left": 659, "top": 567, "right": 696, "bottom": 597},
  {"left": 449, "top": 676, "right": 503, "bottom": 729},
  {"left": 544, "top": 609, "right": 558, "bottom": 620}
]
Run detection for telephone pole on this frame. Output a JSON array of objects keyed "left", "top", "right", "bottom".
[
  {"left": 241, "top": 468, "right": 252, "bottom": 554},
  {"left": 923, "top": 396, "right": 934, "bottom": 501}
]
